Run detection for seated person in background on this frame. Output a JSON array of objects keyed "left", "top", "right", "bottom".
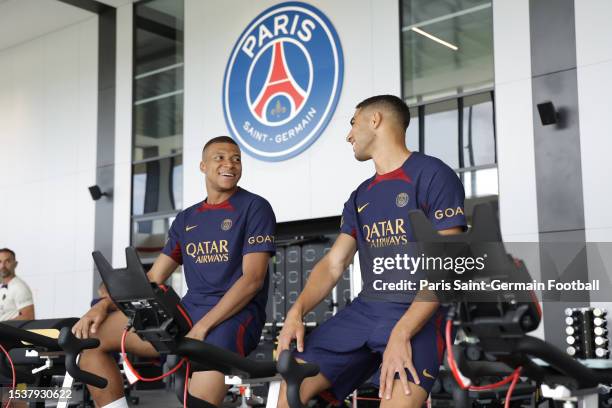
[
  {"left": 72, "top": 136, "right": 276, "bottom": 408},
  {"left": 0, "top": 248, "right": 35, "bottom": 321}
]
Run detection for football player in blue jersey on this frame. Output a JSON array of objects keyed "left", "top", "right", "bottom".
[
  {"left": 72, "top": 136, "right": 276, "bottom": 408},
  {"left": 277, "top": 95, "right": 466, "bottom": 408}
]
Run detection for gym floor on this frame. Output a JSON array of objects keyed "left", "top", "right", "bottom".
[
  {"left": 129, "top": 389, "right": 182, "bottom": 407},
  {"left": 114, "top": 389, "right": 252, "bottom": 407},
  {"left": 42, "top": 388, "right": 184, "bottom": 408},
  {"left": 130, "top": 390, "right": 178, "bottom": 408},
  {"left": 40, "top": 388, "right": 260, "bottom": 407}
]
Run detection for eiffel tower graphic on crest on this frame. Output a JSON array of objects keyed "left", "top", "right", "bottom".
[{"left": 252, "top": 41, "right": 307, "bottom": 122}]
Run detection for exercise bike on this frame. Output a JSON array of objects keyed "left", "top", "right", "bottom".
[
  {"left": 0, "top": 318, "right": 107, "bottom": 407},
  {"left": 58, "top": 248, "right": 318, "bottom": 408},
  {"left": 408, "top": 203, "right": 612, "bottom": 407}
]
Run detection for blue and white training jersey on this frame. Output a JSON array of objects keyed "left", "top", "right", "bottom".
[
  {"left": 340, "top": 152, "right": 466, "bottom": 303},
  {"left": 162, "top": 188, "right": 276, "bottom": 312}
]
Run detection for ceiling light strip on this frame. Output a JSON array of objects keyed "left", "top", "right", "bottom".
[{"left": 411, "top": 27, "right": 459, "bottom": 51}]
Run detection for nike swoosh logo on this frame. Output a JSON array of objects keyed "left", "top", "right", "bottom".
[
  {"left": 357, "top": 203, "right": 369, "bottom": 213},
  {"left": 422, "top": 369, "right": 435, "bottom": 379},
  {"left": 185, "top": 225, "right": 198, "bottom": 232}
]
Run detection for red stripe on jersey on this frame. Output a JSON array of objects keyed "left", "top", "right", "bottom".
[
  {"left": 367, "top": 168, "right": 412, "bottom": 190},
  {"left": 435, "top": 311, "right": 445, "bottom": 364},
  {"left": 236, "top": 314, "right": 254, "bottom": 357},
  {"left": 170, "top": 243, "right": 182, "bottom": 264},
  {"left": 176, "top": 304, "right": 193, "bottom": 327},
  {"left": 197, "top": 200, "right": 235, "bottom": 213}
]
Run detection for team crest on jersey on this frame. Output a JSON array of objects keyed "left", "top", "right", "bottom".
[
  {"left": 223, "top": 2, "right": 344, "bottom": 162},
  {"left": 396, "top": 193, "right": 409, "bottom": 208},
  {"left": 221, "top": 219, "right": 233, "bottom": 231}
]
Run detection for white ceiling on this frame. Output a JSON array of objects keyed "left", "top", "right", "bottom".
[{"left": 0, "top": 0, "right": 95, "bottom": 52}]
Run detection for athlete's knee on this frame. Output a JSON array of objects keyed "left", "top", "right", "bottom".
[
  {"left": 186, "top": 393, "right": 217, "bottom": 408},
  {"left": 187, "top": 372, "right": 226, "bottom": 406},
  {"left": 277, "top": 378, "right": 318, "bottom": 408},
  {"left": 94, "top": 330, "right": 121, "bottom": 353},
  {"left": 78, "top": 319, "right": 116, "bottom": 351},
  {"left": 379, "top": 381, "right": 428, "bottom": 408},
  {"left": 79, "top": 327, "right": 121, "bottom": 356}
]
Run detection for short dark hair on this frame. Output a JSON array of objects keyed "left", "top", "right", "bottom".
[
  {"left": 202, "top": 136, "right": 239, "bottom": 156},
  {"left": 0, "top": 248, "right": 16, "bottom": 260},
  {"left": 356, "top": 95, "right": 411, "bottom": 130}
]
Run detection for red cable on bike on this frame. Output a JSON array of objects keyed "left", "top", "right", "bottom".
[
  {"left": 468, "top": 367, "right": 521, "bottom": 391},
  {"left": 119, "top": 290, "right": 194, "bottom": 407},
  {"left": 504, "top": 368, "right": 521, "bottom": 408},
  {"left": 183, "top": 361, "right": 191, "bottom": 408},
  {"left": 0, "top": 343, "right": 16, "bottom": 408},
  {"left": 445, "top": 320, "right": 522, "bottom": 392},
  {"left": 445, "top": 319, "right": 470, "bottom": 389},
  {"left": 120, "top": 329, "right": 186, "bottom": 382},
  {"left": 119, "top": 296, "right": 193, "bottom": 383}
]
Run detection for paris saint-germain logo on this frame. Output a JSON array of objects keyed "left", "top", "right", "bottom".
[{"left": 223, "top": 2, "right": 344, "bottom": 162}]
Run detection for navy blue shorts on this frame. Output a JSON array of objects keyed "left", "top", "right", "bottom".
[
  {"left": 294, "top": 298, "right": 448, "bottom": 400},
  {"left": 182, "top": 299, "right": 264, "bottom": 357}
]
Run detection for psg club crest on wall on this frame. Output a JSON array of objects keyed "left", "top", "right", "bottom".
[{"left": 223, "top": 2, "right": 344, "bottom": 162}]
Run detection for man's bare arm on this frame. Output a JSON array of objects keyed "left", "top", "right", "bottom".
[
  {"left": 15, "top": 304, "right": 34, "bottom": 321},
  {"left": 147, "top": 253, "right": 180, "bottom": 284}
]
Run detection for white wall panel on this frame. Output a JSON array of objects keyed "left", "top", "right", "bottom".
[
  {"left": 494, "top": 79, "right": 538, "bottom": 236},
  {"left": 577, "top": 47, "right": 612, "bottom": 232},
  {"left": 492, "top": 0, "right": 538, "bottom": 239},
  {"left": 575, "top": 0, "right": 612, "bottom": 68},
  {"left": 28, "top": 273, "right": 57, "bottom": 319},
  {"left": 9, "top": 41, "right": 46, "bottom": 185},
  {"left": 54, "top": 269, "right": 93, "bottom": 317},
  {"left": 493, "top": 0, "right": 532, "bottom": 85},
  {"left": 586, "top": 228, "right": 612, "bottom": 243},
  {"left": 0, "top": 17, "right": 98, "bottom": 318}
]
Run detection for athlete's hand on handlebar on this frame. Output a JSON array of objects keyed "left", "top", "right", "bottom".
[
  {"left": 72, "top": 302, "right": 109, "bottom": 339},
  {"left": 277, "top": 313, "right": 305, "bottom": 355}
]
